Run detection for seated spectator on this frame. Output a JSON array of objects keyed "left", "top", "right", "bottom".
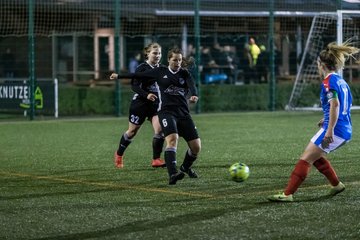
[
  {"left": 238, "top": 44, "right": 256, "bottom": 84},
  {"left": 256, "top": 45, "right": 269, "bottom": 83},
  {"left": 217, "top": 45, "right": 237, "bottom": 83},
  {"left": 128, "top": 52, "right": 141, "bottom": 73}
]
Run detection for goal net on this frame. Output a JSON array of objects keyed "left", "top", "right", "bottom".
[{"left": 287, "top": 10, "right": 360, "bottom": 110}]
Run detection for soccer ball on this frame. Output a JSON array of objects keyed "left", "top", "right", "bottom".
[{"left": 229, "top": 162, "right": 250, "bottom": 182}]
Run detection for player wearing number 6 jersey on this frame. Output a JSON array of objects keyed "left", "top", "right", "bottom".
[
  {"left": 111, "top": 47, "right": 201, "bottom": 185},
  {"left": 268, "top": 40, "right": 359, "bottom": 202}
]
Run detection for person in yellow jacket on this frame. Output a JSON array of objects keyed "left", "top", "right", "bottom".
[{"left": 249, "top": 37, "right": 261, "bottom": 66}]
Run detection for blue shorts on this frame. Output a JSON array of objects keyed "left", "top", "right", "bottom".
[{"left": 311, "top": 128, "right": 349, "bottom": 153}]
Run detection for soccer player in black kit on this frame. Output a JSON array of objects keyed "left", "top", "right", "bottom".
[
  {"left": 113, "top": 43, "right": 166, "bottom": 169},
  {"left": 111, "top": 47, "right": 201, "bottom": 185}
]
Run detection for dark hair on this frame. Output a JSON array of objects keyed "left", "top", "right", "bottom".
[{"left": 167, "top": 47, "right": 195, "bottom": 69}]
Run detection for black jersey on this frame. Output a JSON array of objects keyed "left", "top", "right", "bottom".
[
  {"left": 122, "top": 66, "right": 198, "bottom": 115},
  {"left": 131, "top": 62, "right": 160, "bottom": 100}
]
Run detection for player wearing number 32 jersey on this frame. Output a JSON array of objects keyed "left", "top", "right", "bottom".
[{"left": 112, "top": 43, "right": 166, "bottom": 169}]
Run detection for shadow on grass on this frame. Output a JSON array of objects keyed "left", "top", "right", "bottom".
[
  {"left": 0, "top": 187, "right": 119, "bottom": 201},
  {"left": 33, "top": 208, "right": 229, "bottom": 240},
  {"left": 127, "top": 164, "right": 231, "bottom": 173},
  {"left": 47, "top": 168, "right": 104, "bottom": 175},
  {"left": 296, "top": 194, "right": 339, "bottom": 202},
  {"left": 257, "top": 194, "right": 339, "bottom": 204}
]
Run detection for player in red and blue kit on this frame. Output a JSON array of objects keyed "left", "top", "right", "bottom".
[
  {"left": 313, "top": 73, "right": 352, "bottom": 150},
  {"left": 111, "top": 47, "right": 201, "bottom": 185},
  {"left": 268, "top": 40, "right": 359, "bottom": 202}
]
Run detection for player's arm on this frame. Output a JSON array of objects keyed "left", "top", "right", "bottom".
[
  {"left": 321, "top": 90, "right": 339, "bottom": 148},
  {"left": 317, "top": 118, "right": 324, "bottom": 127},
  {"left": 130, "top": 68, "right": 152, "bottom": 100},
  {"left": 110, "top": 69, "right": 158, "bottom": 81},
  {"left": 131, "top": 78, "right": 150, "bottom": 99},
  {"left": 326, "top": 90, "right": 340, "bottom": 134},
  {"left": 184, "top": 70, "right": 198, "bottom": 103},
  {"left": 133, "top": 68, "right": 159, "bottom": 101},
  {"left": 110, "top": 70, "right": 159, "bottom": 101},
  {"left": 109, "top": 72, "right": 134, "bottom": 80}
]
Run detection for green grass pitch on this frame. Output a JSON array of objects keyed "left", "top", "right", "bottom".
[{"left": 1, "top": 111, "right": 359, "bottom": 239}]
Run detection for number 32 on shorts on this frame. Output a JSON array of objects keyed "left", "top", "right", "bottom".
[{"left": 130, "top": 114, "right": 140, "bottom": 124}]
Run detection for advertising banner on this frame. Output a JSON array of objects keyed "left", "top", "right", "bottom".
[{"left": 0, "top": 79, "right": 58, "bottom": 117}]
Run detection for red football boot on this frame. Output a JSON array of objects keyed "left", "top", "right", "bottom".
[
  {"left": 151, "top": 158, "right": 166, "bottom": 168},
  {"left": 114, "top": 151, "right": 124, "bottom": 168}
]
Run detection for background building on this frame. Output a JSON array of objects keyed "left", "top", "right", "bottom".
[{"left": 1, "top": 0, "right": 359, "bottom": 83}]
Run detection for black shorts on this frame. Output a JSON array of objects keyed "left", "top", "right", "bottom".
[
  {"left": 158, "top": 111, "right": 199, "bottom": 141},
  {"left": 128, "top": 98, "right": 158, "bottom": 125}
]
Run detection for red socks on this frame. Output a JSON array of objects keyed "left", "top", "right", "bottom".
[
  {"left": 284, "top": 160, "right": 311, "bottom": 195},
  {"left": 313, "top": 157, "right": 339, "bottom": 186},
  {"left": 284, "top": 158, "right": 340, "bottom": 195}
]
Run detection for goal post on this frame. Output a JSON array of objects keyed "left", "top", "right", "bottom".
[{"left": 286, "top": 10, "right": 360, "bottom": 110}]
